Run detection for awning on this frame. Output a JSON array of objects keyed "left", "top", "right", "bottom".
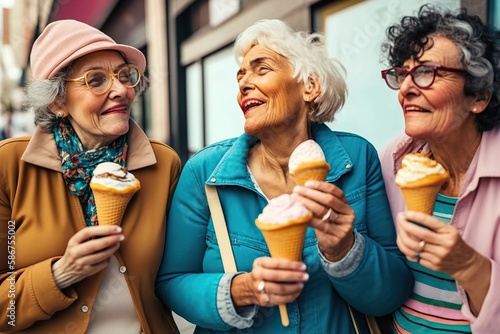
[{"left": 49, "top": 0, "right": 119, "bottom": 28}]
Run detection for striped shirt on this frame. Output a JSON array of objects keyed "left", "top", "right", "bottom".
[{"left": 393, "top": 193, "right": 471, "bottom": 333}]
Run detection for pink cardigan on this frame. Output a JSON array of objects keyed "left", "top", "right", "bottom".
[{"left": 379, "top": 127, "right": 500, "bottom": 334}]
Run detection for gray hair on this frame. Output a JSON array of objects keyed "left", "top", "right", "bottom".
[
  {"left": 233, "top": 19, "right": 347, "bottom": 123},
  {"left": 24, "top": 65, "right": 149, "bottom": 132}
]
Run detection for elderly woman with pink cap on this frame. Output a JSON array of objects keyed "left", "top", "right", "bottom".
[{"left": 0, "top": 20, "right": 181, "bottom": 333}]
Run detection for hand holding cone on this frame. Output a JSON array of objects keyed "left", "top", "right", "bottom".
[{"left": 255, "top": 194, "right": 313, "bottom": 326}]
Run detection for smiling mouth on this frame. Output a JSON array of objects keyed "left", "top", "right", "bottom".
[
  {"left": 242, "top": 99, "right": 264, "bottom": 113},
  {"left": 406, "top": 107, "right": 430, "bottom": 113},
  {"left": 103, "top": 106, "right": 128, "bottom": 115}
]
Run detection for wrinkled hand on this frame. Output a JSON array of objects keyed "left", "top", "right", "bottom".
[
  {"left": 292, "top": 181, "right": 355, "bottom": 262},
  {"left": 52, "top": 225, "right": 124, "bottom": 289},
  {"left": 398, "top": 211, "right": 492, "bottom": 315},
  {"left": 232, "top": 257, "right": 308, "bottom": 307},
  {"left": 396, "top": 211, "right": 480, "bottom": 281}
]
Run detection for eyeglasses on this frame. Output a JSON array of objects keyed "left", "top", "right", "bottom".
[
  {"left": 64, "top": 65, "right": 141, "bottom": 95},
  {"left": 381, "top": 63, "right": 465, "bottom": 90}
]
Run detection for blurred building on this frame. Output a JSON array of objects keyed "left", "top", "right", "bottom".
[{"left": 0, "top": 0, "right": 496, "bottom": 163}]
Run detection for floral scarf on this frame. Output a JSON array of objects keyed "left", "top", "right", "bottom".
[{"left": 53, "top": 118, "right": 128, "bottom": 226}]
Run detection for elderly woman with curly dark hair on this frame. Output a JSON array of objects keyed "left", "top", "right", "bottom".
[{"left": 379, "top": 4, "right": 500, "bottom": 333}]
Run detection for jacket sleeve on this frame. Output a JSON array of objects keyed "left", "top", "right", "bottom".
[
  {"left": 460, "top": 258, "right": 500, "bottom": 333},
  {"left": 0, "top": 213, "right": 77, "bottom": 331},
  {"left": 0, "top": 154, "right": 78, "bottom": 331},
  {"left": 329, "top": 143, "right": 413, "bottom": 316},
  {"left": 156, "top": 161, "right": 234, "bottom": 331}
]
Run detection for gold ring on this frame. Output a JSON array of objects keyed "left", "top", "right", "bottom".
[{"left": 419, "top": 240, "right": 425, "bottom": 251}]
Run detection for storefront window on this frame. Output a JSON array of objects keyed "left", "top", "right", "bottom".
[
  {"left": 202, "top": 47, "right": 241, "bottom": 146},
  {"left": 186, "top": 61, "right": 204, "bottom": 153}
]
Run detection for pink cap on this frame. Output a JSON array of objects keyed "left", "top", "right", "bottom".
[{"left": 30, "top": 19, "right": 146, "bottom": 80}]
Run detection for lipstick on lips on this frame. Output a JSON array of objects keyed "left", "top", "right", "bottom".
[
  {"left": 103, "top": 104, "right": 128, "bottom": 115},
  {"left": 241, "top": 98, "right": 264, "bottom": 114}
]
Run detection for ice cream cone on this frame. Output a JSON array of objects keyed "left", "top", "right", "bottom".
[
  {"left": 255, "top": 214, "right": 312, "bottom": 261},
  {"left": 395, "top": 153, "right": 449, "bottom": 215},
  {"left": 399, "top": 173, "right": 448, "bottom": 215},
  {"left": 255, "top": 206, "right": 312, "bottom": 327},
  {"left": 290, "top": 161, "right": 330, "bottom": 186},
  {"left": 91, "top": 182, "right": 140, "bottom": 225}
]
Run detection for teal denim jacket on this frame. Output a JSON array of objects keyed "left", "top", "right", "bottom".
[{"left": 156, "top": 123, "right": 412, "bottom": 333}]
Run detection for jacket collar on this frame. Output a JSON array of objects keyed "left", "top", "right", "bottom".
[
  {"left": 22, "top": 119, "right": 156, "bottom": 172},
  {"left": 389, "top": 134, "right": 429, "bottom": 175},
  {"left": 207, "top": 123, "right": 353, "bottom": 186}
]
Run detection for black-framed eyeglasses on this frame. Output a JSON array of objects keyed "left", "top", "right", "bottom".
[
  {"left": 381, "top": 63, "right": 465, "bottom": 90},
  {"left": 64, "top": 65, "right": 141, "bottom": 95}
]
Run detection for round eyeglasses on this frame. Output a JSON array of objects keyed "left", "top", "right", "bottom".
[
  {"left": 64, "top": 65, "right": 141, "bottom": 95},
  {"left": 381, "top": 63, "right": 465, "bottom": 90}
]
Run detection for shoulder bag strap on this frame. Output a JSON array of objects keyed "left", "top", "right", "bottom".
[
  {"left": 205, "top": 185, "right": 381, "bottom": 334},
  {"left": 348, "top": 304, "right": 381, "bottom": 334},
  {"left": 205, "top": 184, "right": 237, "bottom": 272}
]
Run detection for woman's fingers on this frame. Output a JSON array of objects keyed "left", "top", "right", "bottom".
[
  {"left": 68, "top": 225, "right": 123, "bottom": 246},
  {"left": 251, "top": 257, "right": 308, "bottom": 306},
  {"left": 53, "top": 226, "right": 124, "bottom": 288}
]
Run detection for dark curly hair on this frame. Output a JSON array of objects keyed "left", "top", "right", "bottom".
[{"left": 381, "top": 4, "right": 500, "bottom": 131}]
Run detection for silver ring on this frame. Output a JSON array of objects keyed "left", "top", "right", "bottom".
[
  {"left": 321, "top": 208, "right": 332, "bottom": 221},
  {"left": 257, "top": 281, "right": 266, "bottom": 294},
  {"left": 321, "top": 208, "right": 338, "bottom": 222},
  {"left": 257, "top": 281, "right": 270, "bottom": 304},
  {"left": 419, "top": 240, "right": 426, "bottom": 251}
]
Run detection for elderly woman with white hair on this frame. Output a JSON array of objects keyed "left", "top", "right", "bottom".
[{"left": 156, "top": 19, "right": 412, "bottom": 333}]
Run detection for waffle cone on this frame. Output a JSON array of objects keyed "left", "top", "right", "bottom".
[
  {"left": 290, "top": 161, "right": 330, "bottom": 186},
  {"left": 255, "top": 212, "right": 312, "bottom": 261},
  {"left": 397, "top": 172, "right": 448, "bottom": 215},
  {"left": 256, "top": 212, "right": 312, "bottom": 327},
  {"left": 91, "top": 181, "right": 141, "bottom": 226}
]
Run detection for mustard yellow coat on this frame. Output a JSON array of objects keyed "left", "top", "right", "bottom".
[{"left": 0, "top": 121, "right": 181, "bottom": 333}]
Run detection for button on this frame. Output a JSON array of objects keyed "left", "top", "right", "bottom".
[
  {"left": 210, "top": 178, "right": 216, "bottom": 182},
  {"left": 345, "top": 164, "right": 351, "bottom": 169},
  {"left": 119, "top": 266, "right": 127, "bottom": 273},
  {"left": 81, "top": 305, "right": 89, "bottom": 313}
]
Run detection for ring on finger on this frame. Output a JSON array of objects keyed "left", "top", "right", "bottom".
[
  {"left": 330, "top": 211, "right": 339, "bottom": 222},
  {"left": 419, "top": 240, "right": 426, "bottom": 251},
  {"left": 415, "top": 251, "right": 421, "bottom": 263},
  {"left": 257, "top": 280, "right": 266, "bottom": 295},
  {"left": 321, "top": 208, "right": 338, "bottom": 223},
  {"left": 257, "top": 280, "right": 270, "bottom": 304}
]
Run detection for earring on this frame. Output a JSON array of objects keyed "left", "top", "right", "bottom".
[
  {"left": 472, "top": 108, "right": 477, "bottom": 112},
  {"left": 306, "top": 97, "right": 310, "bottom": 103},
  {"left": 56, "top": 111, "right": 62, "bottom": 119}
]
